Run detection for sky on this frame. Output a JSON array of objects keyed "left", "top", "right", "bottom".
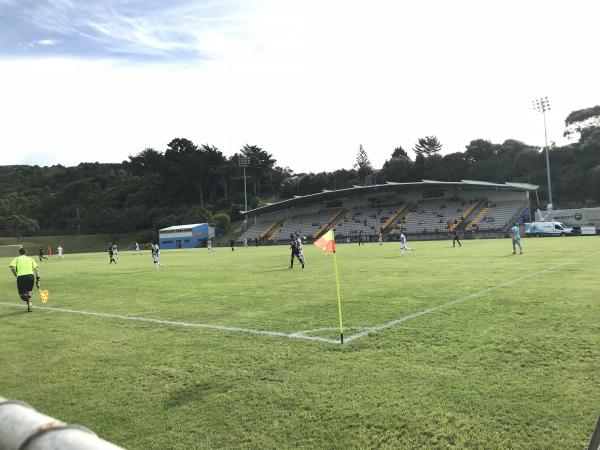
[{"left": 1, "top": 0, "right": 599, "bottom": 173}]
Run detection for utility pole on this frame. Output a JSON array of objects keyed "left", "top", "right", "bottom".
[
  {"left": 238, "top": 155, "right": 249, "bottom": 220},
  {"left": 75, "top": 208, "right": 81, "bottom": 235},
  {"left": 533, "top": 96, "right": 553, "bottom": 210}
]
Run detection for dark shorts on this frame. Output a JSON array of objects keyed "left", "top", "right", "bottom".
[{"left": 17, "top": 274, "right": 35, "bottom": 294}]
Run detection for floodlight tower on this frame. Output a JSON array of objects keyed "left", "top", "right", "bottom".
[
  {"left": 533, "top": 96, "right": 553, "bottom": 209},
  {"left": 238, "top": 155, "right": 249, "bottom": 216}
]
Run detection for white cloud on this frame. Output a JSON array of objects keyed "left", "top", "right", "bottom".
[
  {"left": 37, "top": 39, "right": 58, "bottom": 45},
  {"left": 1, "top": 0, "right": 600, "bottom": 173}
]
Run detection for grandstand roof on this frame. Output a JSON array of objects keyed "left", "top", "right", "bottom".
[{"left": 243, "top": 180, "right": 538, "bottom": 216}]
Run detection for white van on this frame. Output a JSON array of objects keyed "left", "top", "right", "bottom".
[{"left": 525, "top": 221, "right": 573, "bottom": 237}]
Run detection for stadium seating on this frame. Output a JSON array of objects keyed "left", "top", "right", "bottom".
[
  {"left": 274, "top": 209, "right": 339, "bottom": 240},
  {"left": 389, "top": 199, "right": 469, "bottom": 235},
  {"left": 470, "top": 200, "right": 528, "bottom": 231},
  {"left": 238, "top": 221, "right": 273, "bottom": 243},
  {"left": 333, "top": 205, "right": 398, "bottom": 239},
  {"left": 240, "top": 198, "right": 529, "bottom": 242}
]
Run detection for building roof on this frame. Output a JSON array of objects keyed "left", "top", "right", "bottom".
[
  {"left": 159, "top": 223, "right": 206, "bottom": 232},
  {"left": 243, "top": 179, "right": 539, "bottom": 216}
]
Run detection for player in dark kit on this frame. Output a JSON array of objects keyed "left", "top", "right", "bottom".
[
  {"left": 38, "top": 247, "right": 48, "bottom": 262},
  {"left": 230, "top": 239, "right": 235, "bottom": 251},
  {"left": 108, "top": 244, "right": 117, "bottom": 264},
  {"left": 358, "top": 230, "right": 364, "bottom": 246},
  {"left": 452, "top": 230, "right": 462, "bottom": 247},
  {"left": 289, "top": 233, "right": 305, "bottom": 269}
]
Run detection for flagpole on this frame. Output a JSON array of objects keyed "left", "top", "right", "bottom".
[{"left": 332, "top": 251, "right": 344, "bottom": 344}]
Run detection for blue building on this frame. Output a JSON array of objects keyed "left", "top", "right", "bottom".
[{"left": 158, "top": 223, "right": 215, "bottom": 249}]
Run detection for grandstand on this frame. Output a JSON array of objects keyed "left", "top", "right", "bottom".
[
  {"left": 390, "top": 199, "right": 468, "bottom": 235},
  {"left": 241, "top": 180, "right": 537, "bottom": 243},
  {"left": 467, "top": 200, "right": 529, "bottom": 231},
  {"left": 334, "top": 206, "right": 396, "bottom": 239}
]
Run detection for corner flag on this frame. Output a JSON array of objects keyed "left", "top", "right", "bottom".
[
  {"left": 313, "top": 229, "right": 336, "bottom": 253},
  {"left": 313, "top": 229, "right": 344, "bottom": 343}
]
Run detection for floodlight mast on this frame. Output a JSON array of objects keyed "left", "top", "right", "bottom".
[
  {"left": 238, "top": 156, "right": 249, "bottom": 218},
  {"left": 533, "top": 96, "right": 553, "bottom": 209}
]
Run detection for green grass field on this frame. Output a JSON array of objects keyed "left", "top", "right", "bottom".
[{"left": 1, "top": 237, "right": 599, "bottom": 449}]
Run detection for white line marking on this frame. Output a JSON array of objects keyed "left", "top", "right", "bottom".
[
  {"left": 0, "top": 303, "right": 340, "bottom": 344},
  {"left": 0, "top": 253, "right": 596, "bottom": 345},
  {"left": 343, "top": 254, "right": 598, "bottom": 343}
]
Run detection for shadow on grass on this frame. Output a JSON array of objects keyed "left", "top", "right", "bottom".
[
  {"left": 165, "top": 382, "right": 225, "bottom": 408},
  {"left": 0, "top": 310, "right": 27, "bottom": 319}
]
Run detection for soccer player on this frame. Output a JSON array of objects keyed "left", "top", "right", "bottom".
[
  {"left": 399, "top": 233, "right": 415, "bottom": 256},
  {"left": 134, "top": 242, "right": 140, "bottom": 255},
  {"left": 243, "top": 238, "right": 248, "bottom": 248},
  {"left": 230, "top": 239, "right": 235, "bottom": 251},
  {"left": 151, "top": 242, "right": 165, "bottom": 269},
  {"left": 57, "top": 245, "right": 64, "bottom": 261},
  {"left": 358, "top": 230, "right": 364, "bottom": 246},
  {"left": 9, "top": 248, "right": 40, "bottom": 312},
  {"left": 295, "top": 232, "right": 305, "bottom": 268},
  {"left": 378, "top": 233, "right": 383, "bottom": 245},
  {"left": 207, "top": 239, "right": 215, "bottom": 253},
  {"left": 452, "top": 230, "right": 462, "bottom": 247},
  {"left": 47, "top": 246, "right": 52, "bottom": 259},
  {"left": 108, "top": 244, "right": 116, "bottom": 264},
  {"left": 289, "top": 233, "right": 305, "bottom": 269},
  {"left": 112, "top": 243, "right": 119, "bottom": 260},
  {"left": 511, "top": 222, "right": 523, "bottom": 255},
  {"left": 38, "top": 247, "right": 47, "bottom": 262}
]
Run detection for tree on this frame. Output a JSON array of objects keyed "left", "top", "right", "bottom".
[
  {"left": 354, "top": 144, "right": 373, "bottom": 180},
  {"left": 464, "top": 139, "right": 496, "bottom": 163},
  {"left": 564, "top": 105, "right": 600, "bottom": 139},
  {"left": 440, "top": 153, "right": 468, "bottom": 181},
  {"left": 391, "top": 146, "right": 409, "bottom": 159},
  {"left": 125, "top": 148, "right": 165, "bottom": 176},
  {"left": 4, "top": 215, "right": 40, "bottom": 238},
  {"left": 241, "top": 145, "right": 276, "bottom": 196},
  {"left": 381, "top": 157, "right": 415, "bottom": 182},
  {"left": 164, "top": 138, "right": 206, "bottom": 204},
  {"left": 413, "top": 136, "right": 442, "bottom": 158},
  {"left": 200, "top": 144, "right": 227, "bottom": 202},
  {"left": 212, "top": 213, "right": 231, "bottom": 232}
]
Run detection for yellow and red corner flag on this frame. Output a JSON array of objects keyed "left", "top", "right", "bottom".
[
  {"left": 313, "top": 229, "right": 336, "bottom": 253},
  {"left": 314, "top": 229, "right": 344, "bottom": 343},
  {"left": 39, "top": 290, "right": 49, "bottom": 303}
]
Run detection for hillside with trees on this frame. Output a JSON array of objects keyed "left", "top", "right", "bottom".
[{"left": 1, "top": 106, "right": 599, "bottom": 238}]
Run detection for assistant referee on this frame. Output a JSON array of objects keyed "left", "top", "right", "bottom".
[{"left": 9, "top": 248, "right": 40, "bottom": 312}]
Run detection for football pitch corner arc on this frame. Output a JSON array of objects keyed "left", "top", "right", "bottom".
[{"left": 0, "top": 252, "right": 597, "bottom": 345}]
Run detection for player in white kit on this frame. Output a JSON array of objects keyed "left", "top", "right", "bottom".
[
  {"left": 57, "top": 245, "right": 64, "bottom": 261},
  {"left": 399, "top": 233, "right": 414, "bottom": 256},
  {"left": 151, "top": 243, "right": 165, "bottom": 269}
]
